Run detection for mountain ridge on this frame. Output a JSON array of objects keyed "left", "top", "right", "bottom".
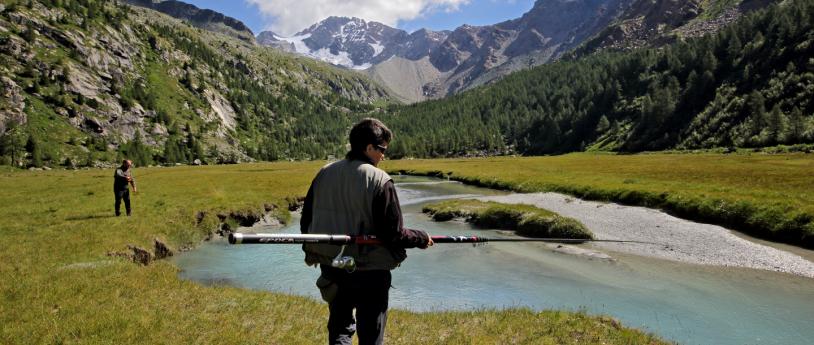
[{"left": 125, "top": 0, "right": 255, "bottom": 43}]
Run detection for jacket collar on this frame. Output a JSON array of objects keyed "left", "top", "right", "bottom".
[{"left": 345, "top": 151, "right": 374, "bottom": 165}]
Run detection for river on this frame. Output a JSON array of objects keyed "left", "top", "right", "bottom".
[{"left": 173, "top": 176, "right": 814, "bottom": 345}]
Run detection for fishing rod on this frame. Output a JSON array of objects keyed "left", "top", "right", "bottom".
[
  {"left": 228, "top": 233, "right": 658, "bottom": 246},
  {"left": 228, "top": 233, "right": 662, "bottom": 271}
]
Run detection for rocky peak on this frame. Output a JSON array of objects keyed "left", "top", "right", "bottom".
[
  {"left": 256, "top": 30, "right": 294, "bottom": 52},
  {"left": 396, "top": 28, "right": 450, "bottom": 60},
  {"left": 261, "top": 16, "right": 410, "bottom": 69}
]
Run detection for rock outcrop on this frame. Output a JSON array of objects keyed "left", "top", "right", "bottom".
[{"left": 0, "top": 76, "right": 26, "bottom": 134}]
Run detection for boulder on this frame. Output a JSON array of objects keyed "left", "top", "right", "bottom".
[{"left": 151, "top": 123, "right": 168, "bottom": 136}]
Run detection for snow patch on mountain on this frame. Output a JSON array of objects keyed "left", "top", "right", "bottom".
[
  {"left": 370, "top": 42, "right": 384, "bottom": 57},
  {"left": 286, "top": 33, "right": 311, "bottom": 53},
  {"left": 276, "top": 33, "right": 370, "bottom": 69}
]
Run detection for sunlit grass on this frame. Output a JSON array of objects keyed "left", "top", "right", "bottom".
[
  {"left": 384, "top": 152, "right": 814, "bottom": 248},
  {"left": 0, "top": 161, "right": 666, "bottom": 344}
]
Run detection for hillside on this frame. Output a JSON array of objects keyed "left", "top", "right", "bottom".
[
  {"left": 377, "top": 0, "right": 814, "bottom": 157},
  {"left": 0, "top": 0, "right": 392, "bottom": 168},
  {"left": 572, "top": 0, "right": 775, "bottom": 56}
]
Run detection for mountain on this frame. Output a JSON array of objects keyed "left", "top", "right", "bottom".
[
  {"left": 261, "top": 17, "right": 449, "bottom": 70},
  {"left": 0, "top": 0, "right": 392, "bottom": 168},
  {"left": 125, "top": 0, "right": 256, "bottom": 43},
  {"left": 263, "top": 0, "right": 774, "bottom": 103},
  {"left": 261, "top": 1, "right": 635, "bottom": 102},
  {"left": 374, "top": 0, "right": 814, "bottom": 158}
]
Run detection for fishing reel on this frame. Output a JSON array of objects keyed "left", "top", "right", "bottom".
[{"left": 331, "top": 245, "right": 356, "bottom": 272}]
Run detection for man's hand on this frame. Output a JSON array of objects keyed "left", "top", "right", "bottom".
[{"left": 424, "top": 237, "right": 434, "bottom": 248}]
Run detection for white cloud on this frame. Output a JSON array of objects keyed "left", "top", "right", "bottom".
[{"left": 245, "top": 0, "right": 470, "bottom": 36}]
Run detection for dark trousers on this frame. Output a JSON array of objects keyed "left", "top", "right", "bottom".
[
  {"left": 320, "top": 266, "right": 391, "bottom": 345},
  {"left": 114, "top": 189, "right": 130, "bottom": 216}
]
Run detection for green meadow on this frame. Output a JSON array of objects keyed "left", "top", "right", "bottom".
[
  {"left": 3, "top": 152, "right": 813, "bottom": 343},
  {"left": 0, "top": 160, "right": 666, "bottom": 344},
  {"left": 385, "top": 153, "right": 814, "bottom": 249}
]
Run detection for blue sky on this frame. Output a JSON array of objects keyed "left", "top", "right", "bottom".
[{"left": 181, "top": 0, "right": 536, "bottom": 36}]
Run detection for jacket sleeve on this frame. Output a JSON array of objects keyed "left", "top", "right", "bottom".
[
  {"left": 300, "top": 182, "right": 315, "bottom": 234},
  {"left": 372, "top": 180, "right": 430, "bottom": 248}
]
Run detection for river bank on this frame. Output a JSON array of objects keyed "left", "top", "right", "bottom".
[{"left": 478, "top": 192, "right": 814, "bottom": 278}]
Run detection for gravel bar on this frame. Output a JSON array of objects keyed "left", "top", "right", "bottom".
[{"left": 478, "top": 193, "right": 814, "bottom": 278}]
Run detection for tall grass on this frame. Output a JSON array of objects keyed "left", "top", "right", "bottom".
[
  {"left": 384, "top": 153, "right": 814, "bottom": 248},
  {"left": 0, "top": 162, "right": 666, "bottom": 344}
]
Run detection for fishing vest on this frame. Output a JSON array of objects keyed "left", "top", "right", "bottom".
[{"left": 303, "top": 159, "right": 406, "bottom": 270}]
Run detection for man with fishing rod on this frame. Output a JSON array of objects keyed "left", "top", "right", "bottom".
[
  {"left": 113, "top": 159, "right": 137, "bottom": 217},
  {"left": 300, "top": 118, "right": 433, "bottom": 345}
]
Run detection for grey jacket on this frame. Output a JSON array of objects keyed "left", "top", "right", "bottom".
[{"left": 302, "top": 159, "right": 416, "bottom": 270}]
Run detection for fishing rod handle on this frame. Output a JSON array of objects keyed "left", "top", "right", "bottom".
[
  {"left": 429, "top": 236, "right": 482, "bottom": 243},
  {"left": 229, "top": 233, "right": 358, "bottom": 244}
]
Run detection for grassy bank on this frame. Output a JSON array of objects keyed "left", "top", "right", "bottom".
[
  {"left": 0, "top": 162, "right": 666, "bottom": 344},
  {"left": 384, "top": 153, "right": 814, "bottom": 249},
  {"left": 423, "top": 200, "right": 593, "bottom": 239}
]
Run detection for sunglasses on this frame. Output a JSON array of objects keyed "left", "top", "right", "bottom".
[{"left": 374, "top": 144, "right": 388, "bottom": 153}]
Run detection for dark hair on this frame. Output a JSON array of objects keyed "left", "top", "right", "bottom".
[{"left": 348, "top": 118, "right": 392, "bottom": 155}]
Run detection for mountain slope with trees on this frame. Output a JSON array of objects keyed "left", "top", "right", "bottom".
[
  {"left": 378, "top": 0, "right": 814, "bottom": 158},
  {"left": 0, "top": 0, "right": 392, "bottom": 168}
]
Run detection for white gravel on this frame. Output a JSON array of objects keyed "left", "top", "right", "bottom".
[{"left": 477, "top": 192, "right": 814, "bottom": 278}]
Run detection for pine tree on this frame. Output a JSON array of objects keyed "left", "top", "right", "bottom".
[
  {"left": 596, "top": 115, "right": 610, "bottom": 134},
  {"left": 26, "top": 135, "right": 43, "bottom": 168},
  {"left": 1, "top": 123, "right": 26, "bottom": 168},
  {"left": 768, "top": 104, "right": 789, "bottom": 144},
  {"left": 788, "top": 107, "right": 805, "bottom": 142}
]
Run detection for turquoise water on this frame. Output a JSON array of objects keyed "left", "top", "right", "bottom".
[{"left": 173, "top": 176, "right": 814, "bottom": 345}]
